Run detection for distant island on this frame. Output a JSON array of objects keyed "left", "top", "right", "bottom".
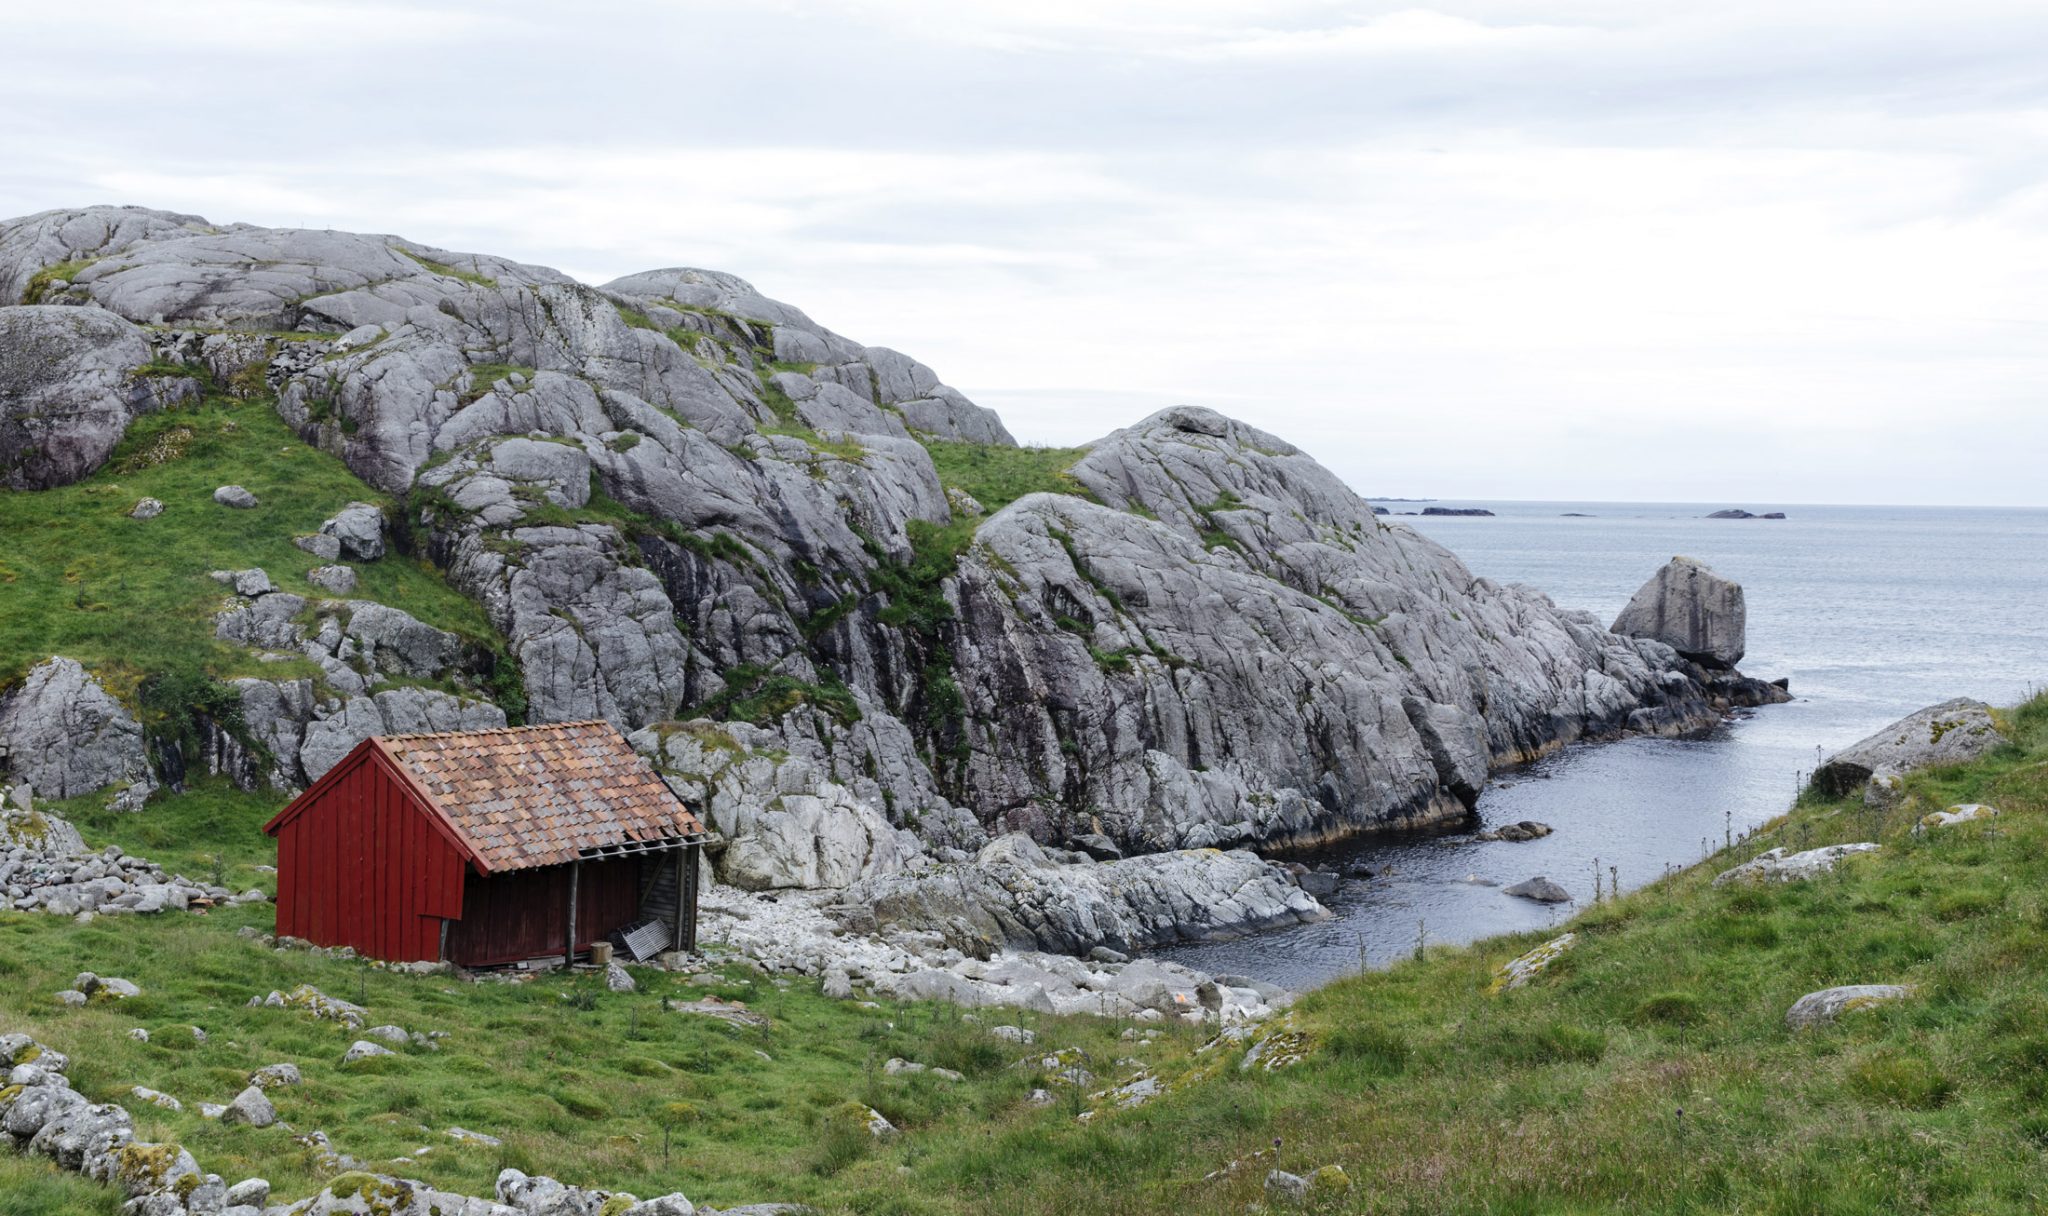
[
  {"left": 1421, "top": 506, "right": 1496, "bottom": 517},
  {"left": 1706, "top": 509, "right": 1788, "bottom": 520}
]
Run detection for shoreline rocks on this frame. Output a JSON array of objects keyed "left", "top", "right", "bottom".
[
  {"left": 1809, "top": 698, "right": 2007, "bottom": 799},
  {"left": 1502, "top": 876, "right": 1572, "bottom": 904},
  {"left": 850, "top": 833, "right": 1328, "bottom": 958}
]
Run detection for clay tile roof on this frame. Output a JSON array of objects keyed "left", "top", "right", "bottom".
[{"left": 374, "top": 721, "right": 703, "bottom": 874}]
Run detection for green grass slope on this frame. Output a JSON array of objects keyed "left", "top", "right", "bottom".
[
  {"left": 6, "top": 695, "right": 2046, "bottom": 1214},
  {"left": 0, "top": 372, "right": 498, "bottom": 735}
]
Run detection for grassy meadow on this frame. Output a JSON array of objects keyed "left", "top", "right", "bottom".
[{"left": 5, "top": 695, "right": 2046, "bottom": 1214}]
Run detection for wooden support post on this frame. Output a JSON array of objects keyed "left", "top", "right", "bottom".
[
  {"left": 682, "top": 841, "right": 701, "bottom": 954},
  {"left": 565, "top": 859, "right": 582, "bottom": 967},
  {"left": 679, "top": 839, "right": 696, "bottom": 949},
  {"left": 438, "top": 917, "right": 450, "bottom": 964}
]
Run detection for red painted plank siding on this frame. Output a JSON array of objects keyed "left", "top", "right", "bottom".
[{"left": 269, "top": 749, "right": 469, "bottom": 963}]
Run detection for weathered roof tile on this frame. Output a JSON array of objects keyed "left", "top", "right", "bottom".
[{"left": 374, "top": 721, "right": 701, "bottom": 873}]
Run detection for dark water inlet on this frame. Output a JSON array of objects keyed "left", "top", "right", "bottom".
[{"left": 1159, "top": 500, "right": 2048, "bottom": 990}]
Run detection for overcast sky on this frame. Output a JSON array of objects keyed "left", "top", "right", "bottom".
[{"left": 6, "top": 1, "right": 2047, "bottom": 505}]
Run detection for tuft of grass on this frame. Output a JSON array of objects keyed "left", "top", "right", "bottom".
[
  {"left": 919, "top": 441, "right": 1093, "bottom": 516},
  {"left": 21, "top": 257, "right": 98, "bottom": 304},
  {"left": 398, "top": 249, "right": 498, "bottom": 288}
]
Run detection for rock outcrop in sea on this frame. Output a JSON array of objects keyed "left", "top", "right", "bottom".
[
  {"left": 0, "top": 204, "right": 1790, "bottom": 957},
  {"left": 1611, "top": 556, "right": 1747, "bottom": 669}
]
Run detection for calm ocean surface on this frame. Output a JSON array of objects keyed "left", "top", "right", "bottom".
[{"left": 1159, "top": 501, "right": 2048, "bottom": 989}]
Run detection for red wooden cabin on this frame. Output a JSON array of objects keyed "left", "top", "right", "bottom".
[{"left": 263, "top": 721, "right": 705, "bottom": 967}]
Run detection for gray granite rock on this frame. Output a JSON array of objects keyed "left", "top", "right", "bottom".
[
  {"left": 213, "top": 485, "right": 258, "bottom": 509},
  {"left": 1810, "top": 698, "right": 2008, "bottom": 798},
  {"left": 1612, "top": 556, "right": 1746, "bottom": 668},
  {"left": 307, "top": 565, "right": 357, "bottom": 595},
  {"left": 1786, "top": 984, "right": 1913, "bottom": 1028},
  {"left": 220, "top": 1085, "right": 275, "bottom": 1128},
  {"left": 319, "top": 501, "right": 386, "bottom": 561},
  {"left": 1714, "top": 843, "right": 1879, "bottom": 887},
  {"left": 0, "top": 305, "right": 166, "bottom": 489},
  {"left": 851, "top": 833, "right": 1327, "bottom": 956},
  {"left": 0, "top": 657, "right": 155, "bottom": 809},
  {"left": 1503, "top": 876, "right": 1572, "bottom": 903}
]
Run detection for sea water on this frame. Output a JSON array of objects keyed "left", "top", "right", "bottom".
[{"left": 1158, "top": 501, "right": 2048, "bottom": 989}]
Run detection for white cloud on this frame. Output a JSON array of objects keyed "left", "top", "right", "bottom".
[{"left": 4, "top": 1, "right": 2047, "bottom": 504}]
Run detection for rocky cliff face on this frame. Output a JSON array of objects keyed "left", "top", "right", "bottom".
[{"left": 0, "top": 204, "right": 1786, "bottom": 896}]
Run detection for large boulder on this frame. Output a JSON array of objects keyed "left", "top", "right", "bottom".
[
  {"left": 1809, "top": 698, "right": 2008, "bottom": 798},
  {"left": 1611, "top": 556, "right": 1746, "bottom": 668},
  {"left": 642, "top": 721, "right": 922, "bottom": 890},
  {"left": 0, "top": 305, "right": 166, "bottom": 488},
  {"left": 0, "top": 657, "right": 156, "bottom": 810},
  {"left": 850, "top": 833, "right": 1328, "bottom": 956}
]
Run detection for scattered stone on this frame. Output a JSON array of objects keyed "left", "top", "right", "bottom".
[
  {"left": 1492, "top": 933, "right": 1576, "bottom": 993},
  {"left": 249, "top": 1063, "right": 301, "bottom": 1090},
  {"left": 224, "top": 1178, "right": 270, "bottom": 1208},
  {"left": 1477, "top": 820, "right": 1554, "bottom": 842},
  {"left": 306, "top": 565, "right": 357, "bottom": 595},
  {"left": 883, "top": 1058, "right": 924, "bottom": 1075},
  {"left": 294, "top": 533, "right": 342, "bottom": 561},
  {"left": 342, "top": 1040, "right": 396, "bottom": 1064},
  {"left": 54, "top": 989, "right": 86, "bottom": 1007},
  {"left": 128, "top": 1028, "right": 149, "bottom": 1042},
  {"left": 319, "top": 501, "right": 387, "bottom": 561},
  {"left": 1916, "top": 803, "right": 1999, "bottom": 833},
  {"left": 129, "top": 1087, "right": 182, "bottom": 1112},
  {"left": 129, "top": 498, "right": 163, "bottom": 520},
  {"left": 860, "top": 1105, "right": 896, "bottom": 1137},
  {"left": 670, "top": 997, "right": 770, "bottom": 1028},
  {"left": 1809, "top": 699, "right": 2007, "bottom": 798},
  {"left": 605, "top": 961, "right": 637, "bottom": 993},
  {"left": 1025, "top": 1088, "right": 1055, "bottom": 1107},
  {"left": 210, "top": 568, "right": 274, "bottom": 597},
  {"left": 213, "top": 485, "right": 258, "bottom": 509},
  {"left": 1714, "top": 843, "right": 1879, "bottom": 887},
  {"left": 268, "top": 984, "right": 368, "bottom": 1028},
  {"left": 365, "top": 1024, "right": 411, "bottom": 1044},
  {"left": 1297, "top": 870, "right": 1339, "bottom": 898},
  {"left": 74, "top": 973, "right": 141, "bottom": 1001},
  {"left": 1786, "top": 984, "right": 1914, "bottom": 1029},
  {"left": 990, "top": 1025, "right": 1036, "bottom": 1045},
  {"left": 447, "top": 1126, "right": 502, "bottom": 1148},
  {"left": 1266, "top": 1170, "right": 1310, "bottom": 1205},
  {"left": 221, "top": 1085, "right": 276, "bottom": 1128},
  {"left": 1503, "top": 876, "right": 1572, "bottom": 904},
  {"left": 820, "top": 969, "right": 854, "bottom": 1000}
]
